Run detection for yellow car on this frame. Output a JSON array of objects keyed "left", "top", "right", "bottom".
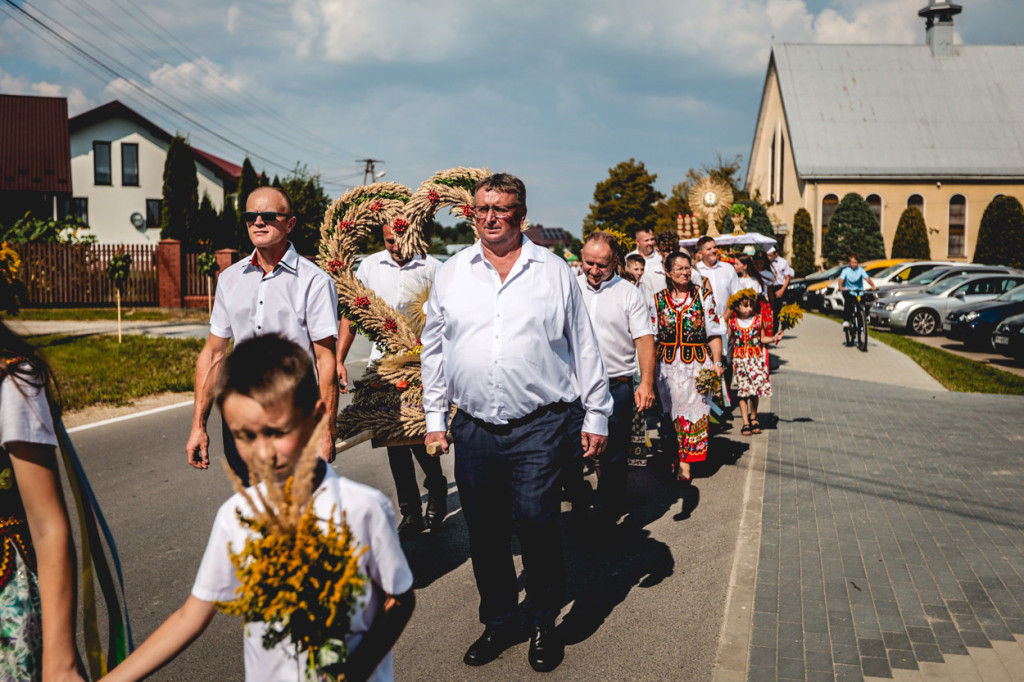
[{"left": 806, "top": 259, "right": 913, "bottom": 312}]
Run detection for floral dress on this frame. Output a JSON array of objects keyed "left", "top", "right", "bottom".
[
  {"left": 0, "top": 448, "right": 42, "bottom": 681},
  {"left": 729, "top": 316, "right": 772, "bottom": 398},
  {"left": 654, "top": 286, "right": 724, "bottom": 464}
]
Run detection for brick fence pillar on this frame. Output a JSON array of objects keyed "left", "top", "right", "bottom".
[
  {"left": 214, "top": 248, "right": 238, "bottom": 274},
  {"left": 157, "top": 239, "right": 183, "bottom": 308}
]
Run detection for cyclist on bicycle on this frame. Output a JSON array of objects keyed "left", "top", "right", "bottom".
[{"left": 838, "top": 253, "right": 877, "bottom": 343}]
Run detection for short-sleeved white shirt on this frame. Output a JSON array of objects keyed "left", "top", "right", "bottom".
[
  {"left": 577, "top": 273, "right": 655, "bottom": 378},
  {"left": 0, "top": 368, "right": 57, "bottom": 449},
  {"left": 210, "top": 243, "right": 339, "bottom": 361},
  {"left": 695, "top": 259, "right": 741, "bottom": 320},
  {"left": 356, "top": 252, "right": 440, "bottom": 364},
  {"left": 770, "top": 256, "right": 795, "bottom": 285},
  {"left": 191, "top": 466, "right": 414, "bottom": 682}
]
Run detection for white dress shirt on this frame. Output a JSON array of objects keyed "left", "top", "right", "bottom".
[
  {"left": 627, "top": 248, "right": 666, "bottom": 307},
  {"left": 421, "top": 236, "right": 612, "bottom": 435},
  {"left": 356, "top": 251, "right": 440, "bottom": 363},
  {"left": 694, "top": 259, "right": 740, "bottom": 319},
  {"left": 771, "top": 256, "right": 795, "bottom": 286},
  {"left": 210, "top": 243, "right": 339, "bottom": 362},
  {"left": 577, "top": 273, "right": 654, "bottom": 378}
]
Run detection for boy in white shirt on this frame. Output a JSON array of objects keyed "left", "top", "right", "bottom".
[{"left": 104, "top": 335, "right": 414, "bottom": 682}]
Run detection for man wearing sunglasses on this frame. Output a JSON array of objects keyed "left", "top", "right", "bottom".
[{"left": 185, "top": 186, "right": 339, "bottom": 479}]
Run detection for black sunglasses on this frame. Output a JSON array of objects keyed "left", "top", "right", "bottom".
[{"left": 242, "top": 211, "right": 290, "bottom": 224}]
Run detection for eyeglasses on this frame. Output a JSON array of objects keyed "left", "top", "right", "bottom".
[
  {"left": 242, "top": 211, "right": 290, "bottom": 224},
  {"left": 472, "top": 205, "right": 522, "bottom": 219}
]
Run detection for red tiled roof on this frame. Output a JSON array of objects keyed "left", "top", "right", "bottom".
[
  {"left": 0, "top": 94, "right": 72, "bottom": 193},
  {"left": 191, "top": 147, "right": 241, "bottom": 185}
]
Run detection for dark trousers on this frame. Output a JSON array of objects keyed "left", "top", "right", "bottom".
[
  {"left": 222, "top": 413, "right": 249, "bottom": 484},
  {"left": 772, "top": 285, "right": 786, "bottom": 334},
  {"left": 599, "top": 380, "right": 635, "bottom": 514},
  {"left": 451, "top": 403, "right": 572, "bottom": 628},
  {"left": 387, "top": 444, "right": 447, "bottom": 515}
]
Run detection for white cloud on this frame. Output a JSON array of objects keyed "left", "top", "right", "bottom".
[
  {"left": 226, "top": 5, "right": 242, "bottom": 35},
  {"left": 812, "top": 0, "right": 920, "bottom": 44},
  {"left": 0, "top": 67, "right": 93, "bottom": 112},
  {"left": 103, "top": 57, "right": 246, "bottom": 106}
]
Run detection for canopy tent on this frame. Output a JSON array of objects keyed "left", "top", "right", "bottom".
[{"left": 679, "top": 232, "right": 777, "bottom": 249}]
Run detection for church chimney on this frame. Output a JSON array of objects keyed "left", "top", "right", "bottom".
[{"left": 918, "top": 0, "right": 962, "bottom": 57}]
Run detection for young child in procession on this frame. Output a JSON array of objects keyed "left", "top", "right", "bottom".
[
  {"left": 624, "top": 253, "right": 646, "bottom": 285},
  {"left": 727, "top": 290, "right": 782, "bottom": 436},
  {"left": 103, "top": 335, "right": 414, "bottom": 682}
]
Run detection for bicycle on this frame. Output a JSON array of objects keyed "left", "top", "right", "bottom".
[{"left": 843, "top": 290, "right": 873, "bottom": 352}]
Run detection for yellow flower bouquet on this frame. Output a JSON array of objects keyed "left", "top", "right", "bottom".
[
  {"left": 778, "top": 303, "right": 805, "bottom": 331},
  {"left": 215, "top": 422, "right": 368, "bottom": 681}
]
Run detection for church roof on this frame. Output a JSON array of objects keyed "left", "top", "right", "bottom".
[{"left": 770, "top": 43, "right": 1024, "bottom": 179}]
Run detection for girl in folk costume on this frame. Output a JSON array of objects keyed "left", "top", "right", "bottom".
[
  {"left": 727, "top": 289, "right": 783, "bottom": 436},
  {"left": 0, "top": 325, "right": 85, "bottom": 680},
  {"left": 654, "top": 251, "right": 725, "bottom": 484},
  {"left": 750, "top": 250, "right": 775, "bottom": 337}
]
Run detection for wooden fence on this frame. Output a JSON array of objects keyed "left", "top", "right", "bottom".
[
  {"left": 16, "top": 243, "right": 159, "bottom": 307},
  {"left": 12, "top": 242, "right": 238, "bottom": 308}
]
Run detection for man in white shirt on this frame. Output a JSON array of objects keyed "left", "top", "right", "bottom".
[
  {"left": 767, "top": 245, "right": 794, "bottom": 332},
  {"left": 626, "top": 227, "right": 665, "bottom": 311},
  {"left": 336, "top": 223, "right": 447, "bottom": 536},
  {"left": 421, "top": 173, "right": 611, "bottom": 674},
  {"left": 185, "top": 186, "right": 339, "bottom": 480},
  {"left": 694, "top": 236, "right": 740, "bottom": 372},
  {"left": 576, "top": 231, "right": 655, "bottom": 523}
]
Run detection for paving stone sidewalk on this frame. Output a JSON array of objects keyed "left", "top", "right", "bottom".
[{"left": 743, "top": 317, "right": 1024, "bottom": 681}]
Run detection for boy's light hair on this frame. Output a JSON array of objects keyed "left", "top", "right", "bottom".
[{"left": 215, "top": 334, "right": 318, "bottom": 415}]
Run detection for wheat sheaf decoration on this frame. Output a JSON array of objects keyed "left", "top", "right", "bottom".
[{"left": 317, "top": 167, "right": 493, "bottom": 444}]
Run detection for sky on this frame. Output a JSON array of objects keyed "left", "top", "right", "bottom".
[{"left": 1, "top": 0, "right": 1021, "bottom": 234}]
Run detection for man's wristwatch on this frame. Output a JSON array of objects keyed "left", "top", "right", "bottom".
[{"left": 714, "top": 361, "right": 724, "bottom": 368}]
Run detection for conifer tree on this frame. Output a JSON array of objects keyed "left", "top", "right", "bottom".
[
  {"left": 821, "top": 193, "right": 885, "bottom": 263},
  {"left": 891, "top": 206, "right": 931, "bottom": 259},
  {"left": 160, "top": 136, "right": 199, "bottom": 246},
  {"left": 975, "top": 195, "right": 1024, "bottom": 269},
  {"left": 582, "top": 158, "right": 664, "bottom": 239},
  {"left": 791, "top": 208, "right": 815, "bottom": 277},
  {"left": 736, "top": 199, "right": 774, "bottom": 237}
]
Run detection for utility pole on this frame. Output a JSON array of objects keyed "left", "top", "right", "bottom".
[{"left": 357, "top": 159, "right": 385, "bottom": 185}]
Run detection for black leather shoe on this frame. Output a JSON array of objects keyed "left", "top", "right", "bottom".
[
  {"left": 528, "top": 624, "right": 563, "bottom": 672},
  {"left": 425, "top": 493, "right": 446, "bottom": 531},
  {"left": 397, "top": 513, "right": 425, "bottom": 536},
  {"left": 463, "top": 625, "right": 516, "bottom": 666}
]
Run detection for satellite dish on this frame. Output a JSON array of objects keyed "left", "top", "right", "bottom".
[
  {"left": 130, "top": 212, "right": 146, "bottom": 230},
  {"left": 375, "top": 170, "right": 387, "bottom": 179}
]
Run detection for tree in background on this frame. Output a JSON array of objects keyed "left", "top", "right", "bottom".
[
  {"left": 196, "top": 192, "right": 221, "bottom": 248},
  {"left": 160, "top": 135, "right": 199, "bottom": 247},
  {"left": 654, "top": 183, "right": 690, "bottom": 234},
  {"left": 821, "top": 193, "right": 885, "bottom": 263},
  {"left": 791, "top": 208, "right": 815, "bottom": 277},
  {"left": 279, "top": 165, "right": 331, "bottom": 255},
  {"left": 235, "top": 157, "right": 261, "bottom": 252},
  {"left": 735, "top": 198, "right": 774, "bottom": 237},
  {"left": 891, "top": 206, "right": 931, "bottom": 260},
  {"left": 974, "top": 195, "right": 1024, "bottom": 269},
  {"left": 582, "top": 158, "right": 664, "bottom": 239},
  {"left": 0, "top": 214, "right": 95, "bottom": 244}
]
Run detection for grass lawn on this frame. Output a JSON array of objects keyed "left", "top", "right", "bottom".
[
  {"left": 811, "top": 312, "right": 1024, "bottom": 395},
  {"left": 14, "top": 308, "right": 209, "bottom": 322},
  {"left": 29, "top": 334, "right": 203, "bottom": 411}
]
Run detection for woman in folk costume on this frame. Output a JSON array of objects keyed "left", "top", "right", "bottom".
[{"left": 653, "top": 251, "right": 725, "bottom": 484}]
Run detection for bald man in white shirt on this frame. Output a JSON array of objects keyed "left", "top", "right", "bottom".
[
  {"left": 421, "top": 173, "right": 611, "bottom": 673},
  {"left": 575, "top": 231, "right": 655, "bottom": 523}
]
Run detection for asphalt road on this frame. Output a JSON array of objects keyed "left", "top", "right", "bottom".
[{"left": 72, "top": 334, "right": 751, "bottom": 681}]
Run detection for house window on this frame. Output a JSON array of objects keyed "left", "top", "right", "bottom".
[
  {"left": 907, "top": 194, "right": 924, "bottom": 216},
  {"left": 59, "top": 197, "right": 89, "bottom": 223},
  {"left": 948, "top": 194, "right": 966, "bottom": 257},
  {"left": 821, "top": 194, "right": 839, "bottom": 234},
  {"left": 778, "top": 134, "right": 784, "bottom": 204},
  {"left": 121, "top": 143, "right": 139, "bottom": 186},
  {"left": 769, "top": 131, "right": 776, "bottom": 204},
  {"left": 866, "top": 194, "right": 883, "bottom": 230},
  {"left": 146, "top": 199, "right": 162, "bottom": 228},
  {"left": 93, "top": 141, "right": 111, "bottom": 185}
]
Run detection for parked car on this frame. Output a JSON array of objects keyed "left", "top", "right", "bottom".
[
  {"left": 814, "top": 259, "right": 913, "bottom": 314},
  {"left": 870, "top": 260, "right": 957, "bottom": 287},
  {"left": 874, "top": 264, "right": 1019, "bottom": 301},
  {"left": 945, "top": 283, "right": 1024, "bottom": 349},
  {"left": 792, "top": 265, "right": 845, "bottom": 309},
  {"left": 869, "top": 274, "right": 1024, "bottom": 335},
  {"left": 992, "top": 312, "right": 1024, "bottom": 362}
]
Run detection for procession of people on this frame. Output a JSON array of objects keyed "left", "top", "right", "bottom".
[{"left": 0, "top": 172, "right": 789, "bottom": 681}]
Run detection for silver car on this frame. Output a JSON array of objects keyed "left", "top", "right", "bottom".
[
  {"left": 870, "top": 274, "right": 1024, "bottom": 335},
  {"left": 874, "top": 265, "right": 1017, "bottom": 302}
]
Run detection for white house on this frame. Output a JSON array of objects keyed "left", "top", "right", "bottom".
[{"left": 68, "top": 100, "right": 240, "bottom": 244}]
